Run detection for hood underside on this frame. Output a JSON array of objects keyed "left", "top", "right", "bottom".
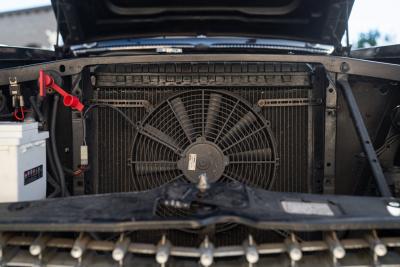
[{"left": 52, "top": 0, "right": 353, "bottom": 47}]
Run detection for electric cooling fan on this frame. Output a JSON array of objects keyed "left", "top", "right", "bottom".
[{"left": 130, "top": 90, "right": 278, "bottom": 191}]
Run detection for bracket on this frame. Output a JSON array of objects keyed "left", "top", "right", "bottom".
[
  {"left": 323, "top": 75, "right": 338, "bottom": 194},
  {"left": 338, "top": 75, "right": 391, "bottom": 197}
]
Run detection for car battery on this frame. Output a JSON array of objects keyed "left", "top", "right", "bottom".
[{"left": 0, "top": 122, "right": 49, "bottom": 202}]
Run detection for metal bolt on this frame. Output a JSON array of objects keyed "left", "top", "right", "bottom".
[
  {"left": 29, "top": 244, "right": 42, "bottom": 256},
  {"left": 197, "top": 173, "right": 210, "bottom": 193},
  {"left": 340, "top": 62, "right": 350, "bottom": 73},
  {"left": 289, "top": 246, "right": 302, "bottom": 261},
  {"left": 112, "top": 249, "right": 124, "bottom": 262},
  {"left": 156, "top": 235, "right": 171, "bottom": 265},
  {"left": 71, "top": 246, "right": 83, "bottom": 259},
  {"left": 366, "top": 231, "right": 387, "bottom": 257},
  {"left": 71, "top": 234, "right": 90, "bottom": 259},
  {"left": 112, "top": 236, "right": 130, "bottom": 262},
  {"left": 200, "top": 237, "right": 214, "bottom": 267},
  {"left": 374, "top": 243, "right": 388, "bottom": 257},
  {"left": 331, "top": 245, "right": 345, "bottom": 259},
  {"left": 245, "top": 235, "right": 259, "bottom": 264},
  {"left": 326, "top": 232, "right": 345, "bottom": 259},
  {"left": 29, "top": 234, "right": 50, "bottom": 256},
  {"left": 285, "top": 234, "right": 302, "bottom": 262}
]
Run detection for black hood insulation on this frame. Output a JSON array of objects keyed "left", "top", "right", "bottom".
[{"left": 52, "top": 0, "right": 353, "bottom": 47}]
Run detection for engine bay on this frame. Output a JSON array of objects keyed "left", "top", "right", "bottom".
[{"left": 0, "top": 54, "right": 400, "bottom": 266}]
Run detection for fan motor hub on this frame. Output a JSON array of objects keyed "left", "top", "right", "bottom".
[{"left": 177, "top": 140, "right": 227, "bottom": 183}]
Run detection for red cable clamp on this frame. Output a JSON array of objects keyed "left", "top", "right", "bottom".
[{"left": 39, "top": 70, "right": 84, "bottom": 112}]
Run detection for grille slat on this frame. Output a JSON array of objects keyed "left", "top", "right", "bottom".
[{"left": 1, "top": 230, "right": 399, "bottom": 267}]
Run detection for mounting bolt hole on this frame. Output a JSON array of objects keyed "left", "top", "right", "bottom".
[
  {"left": 72, "top": 88, "right": 82, "bottom": 97},
  {"left": 328, "top": 88, "right": 334, "bottom": 93},
  {"left": 326, "top": 162, "right": 331, "bottom": 167},
  {"left": 59, "top": 64, "right": 66, "bottom": 73}
]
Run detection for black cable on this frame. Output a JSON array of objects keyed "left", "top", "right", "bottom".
[
  {"left": 42, "top": 99, "right": 61, "bottom": 187},
  {"left": 391, "top": 105, "right": 400, "bottom": 132},
  {"left": 63, "top": 166, "right": 75, "bottom": 176},
  {"left": 50, "top": 95, "right": 69, "bottom": 197},
  {"left": 47, "top": 171, "right": 61, "bottom": 198},
  {"left": 83, "top": 103, "right": 136, "bottom": 128},
  {"left": 46, "top": 139, "right": 60, "bottom": 181},
  {"left": 83, "top": 103, "right": 137, "bottom": 145},
  {"left": 0, "top": 92, "right": 6, "bottom": 113},
  {"left": 43, "top": 98, "right": 73, "bottom": 189},
  {"left": 29, "top": 95, "right": 44, "bottom": 123}
]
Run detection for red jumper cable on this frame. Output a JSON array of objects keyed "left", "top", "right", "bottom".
[
  {"left": 13, "top": 107, "right": 29, "bottom": 121},
  {"left": 38, "top": 70, "right": 84, "bottom": 112}
]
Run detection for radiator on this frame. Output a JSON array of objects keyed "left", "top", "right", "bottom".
[{"left": 89, "top": 62, "right": 320, "bottom": 194}]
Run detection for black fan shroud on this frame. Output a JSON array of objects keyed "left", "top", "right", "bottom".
[{"left": 130, "top": 90, "right": 278, "bottom": 191}]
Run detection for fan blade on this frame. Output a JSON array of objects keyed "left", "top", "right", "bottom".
[
  {"left": 134, "top": 162, "right": 177, "bottom": 175},
  {"left": 222, "top": 171, "right": 244, "bottom": 183},
  {"left": 218, "top": 111, "right": 257, "bottom": 146},
  {"left": 170, "top": 97, "right": 194, "bottom": 141},
  {"left": 205, "top": 93, "right": 222, "bottom": 138},
  {"left": 228, "top": 148, "right": 272, "bottom": 162},
  {"left": 142, "top": 124, "right": 181, "bottom": 152}
]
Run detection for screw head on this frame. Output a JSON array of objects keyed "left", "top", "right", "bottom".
[{"left": 340, "top": 62, "right": 350, "bottom": 73}]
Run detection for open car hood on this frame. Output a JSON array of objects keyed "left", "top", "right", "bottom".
[{"left": 52, "top": 0, "right": 353, "bottom": 47}]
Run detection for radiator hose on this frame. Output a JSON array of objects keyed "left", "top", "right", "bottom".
[{"left": 50, "top": 95, "right": 69, "bottom": 197}]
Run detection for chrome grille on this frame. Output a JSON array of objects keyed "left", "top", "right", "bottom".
[{"left": 0, "top": 230, "right": 398, "bottom": 267}]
